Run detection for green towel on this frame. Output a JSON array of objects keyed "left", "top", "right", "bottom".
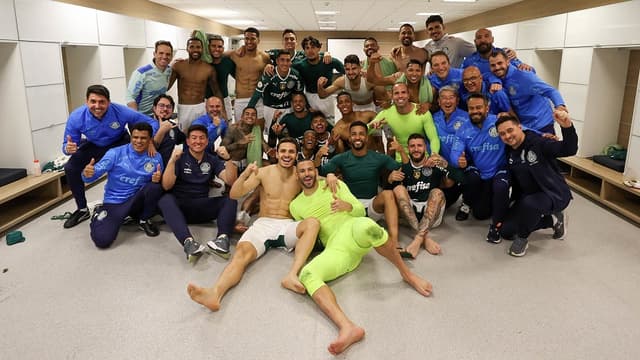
[
  {"left": 246, "top": 125, "right": 263, "bottom": 167},
  {"left": 191, "top": 30, "right": 213, "bottom": 64},
  {"left": 395, "top": 75, "right": 433, "bottom": 104}
]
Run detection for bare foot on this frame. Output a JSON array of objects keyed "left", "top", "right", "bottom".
[
  {"left": 187, "top": 283, "right": 221, "bottom": 311},
  {"left": 423, "top": 236, "right": 441, "bottom": 255},
  {"left": 328, "top": 324, "right": 365, "bottom": 355},
  {"left": 281, "top": 274, "right": 306, "bottom": 294},
  {"left": 405, "top": 235, "right": 423, "bottom": 259}
]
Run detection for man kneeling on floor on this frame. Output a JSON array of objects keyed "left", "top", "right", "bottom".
[
  {"left": 289, "top": 159, "right": 433, "bottom": 355},
  {"left": 157, "top": 124, "right": 238, "bottom": 261},
  {"left": 82, "top": 122, "right": 163, "bottom": 248},
  {"left": 187, "top": 138, "right": 320, "bottom": 311}
]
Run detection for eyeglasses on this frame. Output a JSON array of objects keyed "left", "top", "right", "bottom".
[
  {"left": 463, "top": 76, "right": 480, "bottom": 84},
  {"left": 156, "top": 103, "right": 173, "bottom": 109}
]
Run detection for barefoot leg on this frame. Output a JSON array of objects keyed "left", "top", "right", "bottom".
[
  {"left": 187, "top": 242, "right": 257, "bottom": 311},
  {"left": 405, "top": 233, "right": 424, "bottom": 259},
  {"left": 423, "top": 234, "right": 441, "bottom": 255},
  {"left": 312, "top": 285, "right": 365, "bottom": 355},
  {"left": 281, "top": 218, "right": 319, "bottom": 294}
]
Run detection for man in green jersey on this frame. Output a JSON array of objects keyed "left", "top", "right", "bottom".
[{"left": 290, "top": 159, "right": 432, "bottom": 355}]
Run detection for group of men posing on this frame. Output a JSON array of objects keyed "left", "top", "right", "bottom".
[{"left": 59, "top": 15, "right": 578, "bottom": 355}]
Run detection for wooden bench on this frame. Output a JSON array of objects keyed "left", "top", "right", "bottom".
[{"left": 560, "top": 156, "right": 640, "bottom": 225}]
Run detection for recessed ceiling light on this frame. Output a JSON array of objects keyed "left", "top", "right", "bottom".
[
  {"left": 315, "top": 11, "right": 339, "bottom": 15},
  {"left": 387, "top": 27, "right": 399, "bottom": 31},
  {"left": 416, "top": 12, "right": 441, "bottom": 16},
  {"left": 399, "top": 21, "right": 416, "bottom": 25},
  {"left": 318, "top": 21, "right": 337, "bottom": 24},
  {"left": 319, "top": 26, "right": 337, "bottom": 30},
  {"left": 443, "top": 0, "right": 477, "bottom": 2}
]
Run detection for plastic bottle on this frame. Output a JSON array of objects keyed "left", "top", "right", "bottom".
[{"left": 33, "top": 159, "right": 41, "bottom": 176}]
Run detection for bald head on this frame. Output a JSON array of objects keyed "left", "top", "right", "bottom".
[
  {"left": 462, "top": 66, "right": 483, "bottom": 93},
  {"left": 474, "top": 28, "right": 494, "bottom": 55},
  {"left": 206, "top": 96, "right": 223, "bottom": 117}
]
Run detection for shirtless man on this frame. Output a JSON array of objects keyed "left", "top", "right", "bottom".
[
  {"left": 332, "top": 92, "right": 384, "bottom": 154},
  {"left": 390, "top": 24, "right": 429, "bottom": 73},
  {"left": 168, "top": 37, "right": 224, "bottom": 131},
  {"left": 229, "top": 27, "right": 271, "bottom": 124},
  {"left": 317, "top": 54, "right": 380, "bottom": 112},
  {"left": 187, "top": 138, "right": 321, "bottom": 311}
]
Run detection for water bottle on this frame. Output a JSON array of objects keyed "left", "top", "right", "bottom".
[{"left": 33, "top": 159, "right": 42, "bottom": 176}]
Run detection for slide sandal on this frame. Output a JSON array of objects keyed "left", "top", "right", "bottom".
[
  {"left": 50, "top": 212, "right": 73, "bottom": 220},
  {"left": 397, "top": 247, "right": 415, "bottom": 260}
]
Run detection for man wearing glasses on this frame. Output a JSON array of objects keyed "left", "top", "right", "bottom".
[
  {"left": 460, "top": 66, "right": 512, "bottom": 115},
  {"left": 126, "top": 40, "right": 173, "bottom": 116}
]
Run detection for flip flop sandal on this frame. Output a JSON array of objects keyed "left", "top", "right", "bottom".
[
  {"left": 51, "top": 212, "right": 73, "bottom": 220},
  {"left": 397, "top": 247, "right": 415, "bottom": 259}
]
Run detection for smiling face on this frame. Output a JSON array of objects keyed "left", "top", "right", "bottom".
[
  {"left": 337, "top": 94, "right": 354, "bottom": 115},
  {"left": 302, "top": 131, "right": 317, "bottom": 150},
  {"left": 489, "top": 52, "right": 509, "bottom": 79},
  {"left": 364, "top": 39, "right": 379, "bottom": 57},
  {"left": 474, "top": 28, "right": 494, "bottom": 54},
  {"left": 467, "top": 97, "right": 489, "bottom": 126},
  {"left": 392, "top": 83, "right": 410, "bottom": 108},
  {"left": 296, "top": 160, "right": 318, "bottom": 190},
  {"left": 430, "top": 54, "right": 450, "bottom": 79},
  {"left": 282, "top": 32, "right": 297, "bottom": 51},
  {"left": 399, "top": 25, "right": 415, "bottom": 46},
  {"left": 462, "top": 67, "right": 483, "bottom": 93},
  {"left": 276, "top": 141, "right": 297, "bottom": 169},
  {"left": 405, "top": 63, "right": 422, "bottom": 84},
  {"left": 153, "top": 44, "right": 173, "bottom": 70},
  {"left": 206, "top": 97, "right": 223, "bottom": 118},
  {"left": 241, "top": 108, "right": 257, "bottom": 126},
  {"left": 497, "top": 119, "right": 525, "bottom": 148},
  {"left": 244, "top": 31, "right": 259, "bottom": 51},
  {"left": 86, "top": 93, "right": 109, "bottom": 119},
  {"left": 186, "top": 129, "right": 209, "bottom": 154},
  {"left": 208, "top": 39, "right": 225, "bottom": 59},
  {"left": 408, "top": 137, "right": 427, "bottom": 163},
  {"left": 349, "top": 124, "right": 368, "bottom": 151},
  {"left": 187, "top": 39, "right": 203, "bottom": 61},
  {"left": 311, "top": 115, "right": 327, "bottom": 134},
  {"left": 437, "top": 89, "right": 458, "bottom": 116},
  {"left": 276, "top": 53, "right": 292, "bottom": 75},
  {"left": 291, "top": 94, "right": 307, "bottom": 113},
  {"left": 304, "top": 44, "right": 320, "bottom": 61},
  {"left": 426, "top": 21, "right": 444, "bottom": 41},
  {"left": 153, "top": 97, "right": 174, "bottom": 120},
  {"left": 131, "top": 129, "right": 151, "bottom": 153},
  {"left": 345, "top": 62, "right": 361, "bottom": 81}
]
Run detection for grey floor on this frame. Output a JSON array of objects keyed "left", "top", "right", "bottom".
[{"left": 1, "top": 183, "right": 640, "bottom": 360}]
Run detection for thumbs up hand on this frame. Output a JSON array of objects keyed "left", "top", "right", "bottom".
[
  {"left": 458, "top": 152, "right": 467, "bottom": 169},
  {"left": 152, "top": 164, "right": 162, "bottom": 183},
  {"left": 66, "top": 135, "right": 78, "bottom": 154},
  {"left": 330, "top": 193, "right": 352, "bottom": 213},
  {"left": 83, "top": 158, "right": 96, "bottom": 178}
]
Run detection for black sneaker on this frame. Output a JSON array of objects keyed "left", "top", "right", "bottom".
[
  {"left": 138, "top": 219, "right": 159, "bottom": 237},
  {"left": 207, "top": 234, "right": 230, "bottom": 259},
  {"left": 63, "top": 209, "right": 90, "bottom": 229},
  {"left": 508, "top": 236, "right": 529, "bottom": 257},
  {"left": 486, "top": 224, "right": 502, "bottom": 244},
  {"left": 552, "top": 211, "right": 566, "bottom": 240},
  {"left": 455, "top": 203, "right": 470, "bottom": 221},
  {"left": 183, "top": 238, "right": 206, "bottom": 262}
]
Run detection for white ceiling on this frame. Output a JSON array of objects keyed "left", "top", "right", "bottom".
[{"left": 150, "top": 0, "right": 523, "bottom": 32}]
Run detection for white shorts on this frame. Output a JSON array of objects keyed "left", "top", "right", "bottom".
[
  {"left": 358, "top": 198, "right": 384, "bottom": 222},
  {"left": 234, "top": 98, "right": 264, "bottom": 124},
  {"left": 238, "top": 217, "right": 300, "bottom": 258},
  {"left": 411, "top": 199, "right": 445, "bottom": 228},
  {"left": 305, "top": 92, "right": 336, "bottom": 125},
  {"left": 263, "top": 106, "right": 292, "bottom": 137},
  {"left": 353, "top": 102, "right": 376, "bottom": 112},
  {"left": 177, "top": 103, "right": 205, "bottom": 131},
  {"left": 223, "top": 97, "right": 233, "bottom": 122}
]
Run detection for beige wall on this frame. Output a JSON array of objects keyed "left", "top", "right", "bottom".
[
  {"left": 416, "top": 0, "right": 627, "bottom": 38},
  {"left": 257, "top": 31, "right": 400, "bottom": 58},
  {"left": 57, "top": 0, "right": 241, "bottom": 36}
]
